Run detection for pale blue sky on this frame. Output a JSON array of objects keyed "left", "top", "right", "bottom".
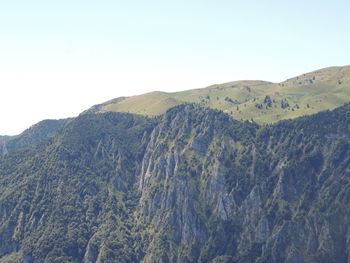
[{"left": 0, "top": 0, "right": 349, "bottom": 134}]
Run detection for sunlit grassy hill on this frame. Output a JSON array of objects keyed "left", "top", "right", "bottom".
[{"left": 89, "top": 65, "right": 350, "bottom": 123}]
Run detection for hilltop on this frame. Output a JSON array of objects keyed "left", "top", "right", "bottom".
[{"left": 87, "top": 65, "right": 350, "bottom": 123}]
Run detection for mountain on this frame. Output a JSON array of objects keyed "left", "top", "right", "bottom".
[
  {"left": 0, "top": 119, "right": 71, "bottom": 156},
  {"left": 86, "top": 65, "right": 350, "bottom": 123},
  {"left": 0, "top": 102, "right": 349, "bottom": 262}
]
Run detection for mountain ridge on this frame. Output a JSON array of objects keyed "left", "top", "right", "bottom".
[
  {"left": 0, "top": 118, "right": 71, "bottom": 156},
  {"left": 0, "top": 102, "right": 349, "bottom": 262}
]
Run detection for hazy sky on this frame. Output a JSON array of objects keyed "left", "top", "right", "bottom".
[{"left": 1, "top": 0, "right": 349, "bottom": 135}]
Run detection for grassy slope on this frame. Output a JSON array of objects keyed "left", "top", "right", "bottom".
[{"left": 100, "top": 66, "right": 350, "bottom": 123}]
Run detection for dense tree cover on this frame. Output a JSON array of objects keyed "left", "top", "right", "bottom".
[
  {"left": 0, "top": 103, "right": 349, "bottom": 262},
  {"left": 0, "top": 119, "right": 71, "bottom": 155}
]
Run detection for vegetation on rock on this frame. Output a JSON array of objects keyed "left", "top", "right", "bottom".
[{"left": 0, "top": 102, "right": 349, "bottom": 262}]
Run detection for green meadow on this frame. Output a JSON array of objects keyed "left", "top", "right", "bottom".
[{"left": 101, "top": 66, "right": 350, "bottom": 123}]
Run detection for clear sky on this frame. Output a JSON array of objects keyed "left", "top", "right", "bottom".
[{"left": 1, "top": 0, "right": 349, "bottom": 135}]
